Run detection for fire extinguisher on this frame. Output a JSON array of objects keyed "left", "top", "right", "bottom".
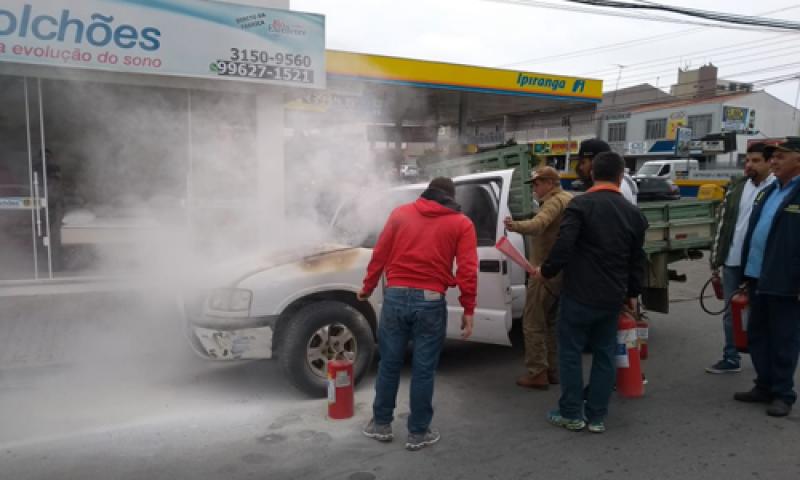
[
  {"left": 699, "top": 273, "right": 730, "bottom": 316},
  {"left": 327, "top": 358, "right": 354, "bottom": 420},
  {"left": 711, "top": 271, "right": 724, "bottom": 300},
  {"left": 616, "top": 310, "right": 644, "bottom": 398},
  {"left": 731, "top": 290, "right": 749, "bottom": 353},
  {"left": 636, "top": 316, "right": 649, "bottom": 360},
  {"left": 700, "top": 273, "right": 750, "bottom": 353}
]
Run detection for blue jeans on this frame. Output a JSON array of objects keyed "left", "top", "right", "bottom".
[
  {"left": 558, "top": 294, "right": 620, "bottom": 422},
  {"left": 747, "top": 283, "right": 800, "bottom": 405},
  {"left": 373, "top": 287, "right": 447, "bottom": 434},
  {"left": 721, "top": 265, "right": 744, "bottom": 365}
]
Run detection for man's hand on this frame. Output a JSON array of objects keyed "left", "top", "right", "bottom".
[
  {"left": 503, "top": 216, "right": 515, "bottom": 231},
  {"left": 461, "top": 314, "right": 474, "bottom": 339},
  {"left": 531, "top": 266, "right": 542, "bottom": 280},
  {"left": 625, "top": 297, "right": 638, "bottom": 312},
  {"left": 356, "top": 290, "right": 370, "bottom": 302}
]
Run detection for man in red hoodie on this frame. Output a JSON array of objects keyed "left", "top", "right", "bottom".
[{"left": 358, "top": 177, "right": 478, "bottom": 451}]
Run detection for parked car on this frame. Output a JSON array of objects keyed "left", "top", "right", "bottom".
[
  {"left": 399, "top": 164, "right": 419, "bottom": 178},
  {"left": 635, "top": 176, "right": 681, "bottom": 202}
]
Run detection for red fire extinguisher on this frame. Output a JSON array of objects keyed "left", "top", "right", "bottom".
[
  {"left": 711, "top": 271, "right": 724, "bottom": 300},
  {"left": 636, "top": 317, "right": 649, "bottom": 360},
  {"left": 327, "top": 358, "right": 354, "bottom": 420},
  {"left": 731, "top": 290, "right": 749, "bottom": 353},
  {"left": 616, "top": 310, "right": 644, "bottom": 398}
]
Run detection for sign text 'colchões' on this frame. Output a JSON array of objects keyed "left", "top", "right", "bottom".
[{"left": 0, "top": 3, "right": 161, "bottom": 51}]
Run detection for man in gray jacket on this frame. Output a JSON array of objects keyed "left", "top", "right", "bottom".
[{"left": 707, "top": 142, "right": 773, "bottom": 374}]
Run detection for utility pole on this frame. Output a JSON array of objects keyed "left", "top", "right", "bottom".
[
  {"left": 794, "top": 76, "right": 800, "bottom": 121},
  {"left": 563, "top": 115, "right": 572, "bottom": 170},
  {"left": 612, "top": 64, "right": 625, "bottom": 105}
]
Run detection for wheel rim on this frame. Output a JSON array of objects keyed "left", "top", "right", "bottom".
[{"left": 306, "top": 323, "right": 357, "bottom": 379}]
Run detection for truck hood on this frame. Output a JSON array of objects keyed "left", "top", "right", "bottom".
[{"left": 198, "top": 244, "right": 360, "bottom": 288}]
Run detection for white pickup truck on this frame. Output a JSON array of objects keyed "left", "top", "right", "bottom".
[{"left": 182, "top": 170, "right": 527, "bottom": 396}]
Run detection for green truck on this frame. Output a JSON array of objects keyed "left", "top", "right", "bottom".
[{"left": 425, "top": 144, "right": 718, "bottom": 313}]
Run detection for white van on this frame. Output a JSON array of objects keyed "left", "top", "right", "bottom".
[{"left": 635, "top": 159, "right": 699, "bottom": 180}]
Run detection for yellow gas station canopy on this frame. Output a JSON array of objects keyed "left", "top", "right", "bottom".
[{"left": 326, "top": 50, "right": 602, "bottom": 103}]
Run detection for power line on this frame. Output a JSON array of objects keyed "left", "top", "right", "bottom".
[
  {"left": 579, "top": 33, "right": 792, "bottom": 76},
  {"left": 593, "top": 43, "right": 800, "bottom": 83},
  {"left": 486, "top": 0, "right": 785, "bottom": 32},
  {"left": 606, "top": 46, "right": 800, "bottom": 87},
  {"left": 491, "top": 2, "right": 800, "bottom": 70},
  {"left": 612, "top": 61, "right": 800, "bottom": 91},
  {"left": 564, "top": 0, "right": 800, "bottom": 31}
]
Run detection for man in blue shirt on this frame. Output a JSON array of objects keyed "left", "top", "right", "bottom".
[{"left": 736, "top": 137, "right": 800, "bottom": 418}]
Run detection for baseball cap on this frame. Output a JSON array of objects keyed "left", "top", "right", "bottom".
[
  {"left": 764, "top": 137, "right": 800, "bottom": 156},
  {"left": 577, "top": 138, "right": 612, "bottom": 159},
  {"left": 524, "top": 166, "right": 561, "bottom": 184}
]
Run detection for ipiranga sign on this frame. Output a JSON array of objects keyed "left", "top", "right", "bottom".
[{"left": 0, "top": 0, "right": 325, "bottom": 89}]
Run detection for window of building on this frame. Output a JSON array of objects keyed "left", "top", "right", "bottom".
[
  {"left": 688, "top": 114, "right": 713, "bottom": 138},
  {"left": 645, "top": 118, "right": 667, "bottom": 140},
  {"left": 607, "top": 122, "right": 627, "bottom": 143}
]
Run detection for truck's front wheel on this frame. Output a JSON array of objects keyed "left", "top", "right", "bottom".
[{"left": 279, "top": 301, "right": 375, "bottom": 397}]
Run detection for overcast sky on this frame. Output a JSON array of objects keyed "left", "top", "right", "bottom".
[{"left": 292, "top": 0, "right": 800, "bottom": 107}]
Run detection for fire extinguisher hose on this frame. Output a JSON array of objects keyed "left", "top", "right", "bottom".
[{"left": 699, "top": 277, "right": 744, "bottom": 316}]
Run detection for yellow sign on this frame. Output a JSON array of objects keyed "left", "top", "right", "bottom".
[
  {"left": 532, "top": 139, "right": 579, "bottom": 156},
  {"left": 667, "top": 111, "right": 687, "bottom": 140},
  {"left": 327, "top": 50, "right": 603, "bottom": 102}
]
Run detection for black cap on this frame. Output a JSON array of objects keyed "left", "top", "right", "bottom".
[
  {"left": 577, "top": 138, "right": 612, "bottom": 159},
  {"left": 764, "top": 137, "right": 800, "bottom": 156}
]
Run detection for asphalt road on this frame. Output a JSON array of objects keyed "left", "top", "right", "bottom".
[{"left": 1, "top": 260, "right": 799, "bottom": 480}]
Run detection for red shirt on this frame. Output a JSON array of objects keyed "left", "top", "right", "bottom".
[{"left": 361, "top": 197, "right": 478, "bottom": 315}]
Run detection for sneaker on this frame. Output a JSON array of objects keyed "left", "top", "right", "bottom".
[
  {"left": 733, "top": 388, "right": 772, "bottom": 404},
  {"left": 405, "top": 429, "right": 440, "bottom": 451},
  {"left": 706, "top": 360, "right": 741, "bottom": 374},
  {"left": 766, "top": 399, "right": 792, "bottom": 417},
  {"left": 587, "top": 420, "right": 606, "bottom": 434},
  {"left": 362, "top": 419, "right": 393, "bottom": 442},
  {"left": 547, "top": 409, "right": 585, "bottom": 432}
]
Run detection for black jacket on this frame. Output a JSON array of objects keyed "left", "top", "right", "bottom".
[
  {"left": 710, "top": 176, "right": 747, "bottom": 269},
  {"left": 740, "top": 178, "right": 800, "bottom": 297},
  {"left": 541, "top": 189, "right": 649, "bottom": 309}
]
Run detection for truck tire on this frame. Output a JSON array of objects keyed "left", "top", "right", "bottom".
[{"left": 279, "top": 301, "right": 375, "bottom": 397}]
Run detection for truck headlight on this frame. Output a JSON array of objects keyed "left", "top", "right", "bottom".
[{"left": 205, "top": 288, "right": 253, "bottom": 315}]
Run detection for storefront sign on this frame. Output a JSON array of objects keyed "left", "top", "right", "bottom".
[
  {"left": 667, "top": 111, "right": 687, "bottom": 140},
  {"left": 286, "top": 91, "right": 371, "bottom": 113},
  {"left": 626, "top": 141, "right": 646, "bottom": 155},
  {"left": 0, "top": 197, "right": 36, "bottom": 209},
  {"left": 604, "top": 112, "right": 631, "bottom": 120},
  {"left": 0, "top": 1, "right": 325, "bottom": 88},
  {"left": 532, "top": 139, "right": 579, "bottom": 156},
  {"left": 722, "top": 106, "right": 751, "bottom": 132}
]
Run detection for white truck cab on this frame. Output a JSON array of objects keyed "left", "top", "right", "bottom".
[{"left": 183, "top": 170, "right": 526, "bottom": 396}]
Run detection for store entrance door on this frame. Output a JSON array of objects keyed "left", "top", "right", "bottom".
[{"left": 0, "top": 76, "right": 53, "bottom": 281}]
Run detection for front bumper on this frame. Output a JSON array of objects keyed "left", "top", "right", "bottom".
[{"left": 181, "top": 298, "right": 279, "bottom": 360}]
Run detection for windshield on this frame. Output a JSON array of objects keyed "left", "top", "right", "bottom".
[
  {"left": 637, "top": 164, "right": 664, "bottom": 176},
  {"left": 332, "top": 188, "right": 422, "bottom": 247},
  {"left": 332, "top": 181, "right": 501, "bottom": 248}
]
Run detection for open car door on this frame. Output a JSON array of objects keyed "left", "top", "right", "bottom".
[{"left": 446, "top": 170, "right": 515, "bottom": 346}]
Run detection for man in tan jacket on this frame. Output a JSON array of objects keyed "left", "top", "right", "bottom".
[{"left": 504, "top": 166, "right": 573, "bottom": 389}]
